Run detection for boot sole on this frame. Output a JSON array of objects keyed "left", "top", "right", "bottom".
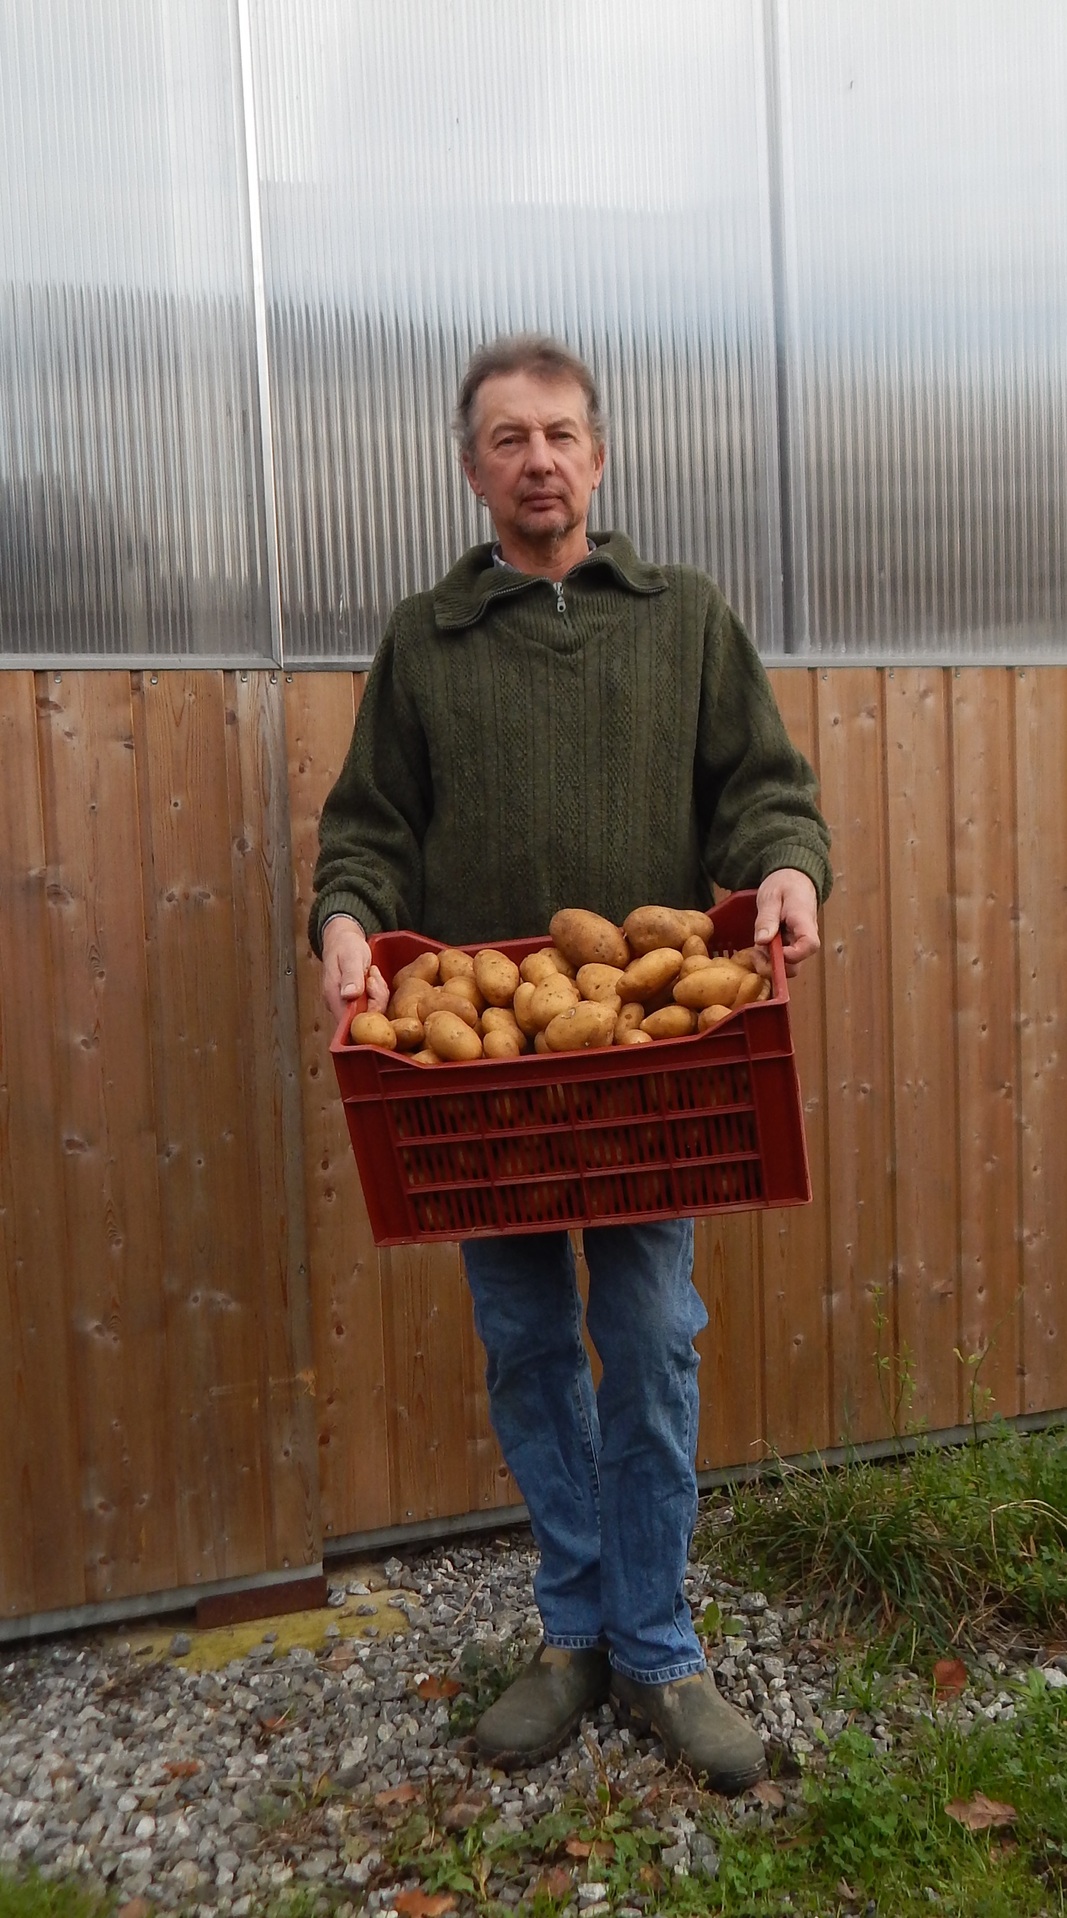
[{"left": 611, "top": 1691, "right": 768, "bottom": 1796}]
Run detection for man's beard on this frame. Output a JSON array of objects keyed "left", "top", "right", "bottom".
[{"left": 514, "top": 500, "right": 580, "bottom": 549}]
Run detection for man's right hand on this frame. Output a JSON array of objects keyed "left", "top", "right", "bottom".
[{"left": 320, "top": 915, "right": 389, "bottom": 1029}]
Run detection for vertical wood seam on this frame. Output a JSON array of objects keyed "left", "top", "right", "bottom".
[
  {"left": 947, "top": 668, "right": 964, "bottom": 1424},
  {"left": 31, "top": 668, "right": 88, "bottom": 1604},
  {"left": 1009, "top": 667, "right": 1025, "bottom": 1415},
  {"left": 878, "top": 667, "right": 901, "bottom": 1427},
  {"left": 811, "top": 667, "right": 836, "bottom": 1447}
]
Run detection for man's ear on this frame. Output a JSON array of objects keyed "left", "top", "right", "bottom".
[{"left": 461, "top": 453, "right": 484, "bottom": 501}]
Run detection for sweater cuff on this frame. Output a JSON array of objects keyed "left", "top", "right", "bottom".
[
  {"left": 758, "top": 847, "right": 833, "bottom": 906},
  {"left": 309, "top": 890, "right": 386, "bottom": 958}
]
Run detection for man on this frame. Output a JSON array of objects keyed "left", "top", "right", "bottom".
[{"left": 311, "top": 334, "right": 831, "bottom": 1792}]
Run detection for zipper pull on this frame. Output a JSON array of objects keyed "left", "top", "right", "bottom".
[{"left": 554, "top": 581, "right": 566, "bottom": 614}]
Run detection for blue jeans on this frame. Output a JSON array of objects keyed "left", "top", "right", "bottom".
[{"left": 461, "top": 1219, "right": 707, "bottom": 1684}]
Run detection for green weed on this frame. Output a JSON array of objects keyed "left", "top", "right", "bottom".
[
  {"left": 696, "top": 1423, "right": 1067, "bottom": 1654},
  {"left": 0, "top": 1874, "right": 111, "bottom": 1918}
]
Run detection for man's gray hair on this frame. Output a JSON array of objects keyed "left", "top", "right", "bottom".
[{"left": 454, "top": 333, "right": 607, "bottom": 457}]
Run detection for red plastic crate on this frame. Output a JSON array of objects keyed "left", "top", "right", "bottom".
[{"left": 330, "top": 891, "right": 811, "bottom": 1244}]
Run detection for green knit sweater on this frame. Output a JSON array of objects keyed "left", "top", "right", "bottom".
[{"left": 309, "top": 531, "right": 832, "bottom": 953}]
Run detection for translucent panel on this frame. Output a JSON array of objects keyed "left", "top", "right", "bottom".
[
  {"left": 778, "top": 0, "right": 1067, "bottom": 657},
  {"left": 250, "top": 0, "right": 782, "bottom": 664},
  {"left": 0, "top": 0, "right": 271, "bottom": 659}
]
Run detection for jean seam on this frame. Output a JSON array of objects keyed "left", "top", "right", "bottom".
[
  {"left": 610, "top": 1656, "right": 707, "bottom": 1685},
  {"left": 543, "top": 1634, "right": 609, "bottom": 1652},
  {"left": 570, "top": 1276, "right": 602, "bottom": 1509}
]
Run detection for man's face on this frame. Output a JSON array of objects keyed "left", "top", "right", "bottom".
[{"left": 461, "top": 369, "right": 605, "bottom": 561}]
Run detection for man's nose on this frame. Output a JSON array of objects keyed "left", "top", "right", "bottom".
[{"left": 524, "top": 431, "right": 554, "bottom": 473}]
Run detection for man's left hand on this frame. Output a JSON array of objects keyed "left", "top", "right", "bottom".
[{"left": 753, "top": 868, "right": 821, "bottom": 976}]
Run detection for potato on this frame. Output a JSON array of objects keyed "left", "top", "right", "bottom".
[
  {"left": 698, "top": 1002, "right": 734, "bottom": 1031},
  {"left": 616, "top": 1027, "right": 653, "bottom": 1046},
  {"left": 576, "top": 962, "right": 625, "bottom": 1004},
  {"left": 549, "top": 908, "right": 629, "bottom": 970},
  {"left": 423, "top": 1010, "right": 483, "bottom": 1061},
  {"left": 349, "top": 1010, "right": 397, "bottom": 1048},
  {"left": 621, "top": 905, "right": 690, "bottom": 954},
  {"left": 617, "top": 948, "right": 685, "bottom": 1003},
  {"left": 409, "top": 1047, "right": 442, "bottom": 1064},
  {"left": 641, "top": 1005, "right": 696, "bottom": 1040},
  {"left": 533, "top": 1029, "right": 552, "bottom": 1053},
  {"left": 681, "top": 934, "right": 710, "bottom": 960},
  {"left": 474, "top": 948, "right": 521, "bottom": 1006},
  {"left": 520, "top": 946, "right": 577, "bottom": 984},
  {"left": 732, "top": 944, "right": 773, "bottom": 979},
  {"left": 678, "top": 952, "right": 717, "bottom": 977},
  {"left": 482, "top": 1027, "right": 526, "bottom": 1059},
  {"left": 544, "top": 1000, "right": 617, "bottom": 1051},
  {"left": 438, "top": 948, "right": 476, "bottom": 982},
  {"left": 512, "top": 980, "right": 541, "bottom": 1037},
  {"left": 481, "top": 1005, "right": 523, "bottom": 1036},
  {"left": 528, "top": 975, "right": 581, "bottom": 1030},
  {"left": 392, "top": 952, "right": 439, "bottom": 988},
  {"left": 732, "top": 970, "right": 766, "bottom": 1008},
  {"left": 520, "top": 949, "right": 561, "bottom": 986},
  {"left": 389, "top": 978, "right": 434, "bottom": 1021},
  {"left": 421, "top": 985, "right": 481, "bottom": 1028},
  {"left": 672, "top": 960, "right": 749, "bottom": 1010},
  {"left": 678, "top": 910, "right": 715, "bottom": 943},
  {"left": 438, "top": 972, "right": 484, "bottom": 1013},
  {"left": 614, "top": 1001, "right": 646, "bottom": 1040},
  {"left": 390, "top": 1015, "right": 425, "bottom": 1050}
]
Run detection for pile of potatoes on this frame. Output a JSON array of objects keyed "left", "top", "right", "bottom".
[{"left": 347, "top": 905, "right": 772, "bottom": 1064}]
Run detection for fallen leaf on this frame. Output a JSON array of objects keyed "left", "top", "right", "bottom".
[
  {"left": 374, "top": 1781, "right": 420, "bottom": 1808},
  {"left": 441, "top": 1794, "right": 488, "bottom": 1830},
  {"left": 752, "top": 1779, "right": 786, "bottom": 1809},
  {"left": 393, "top": 1893, "right": 457, "bottom": 1918},
  {"left": 563, "top": 1837, "right": 614, "bottom": 1860},
  {"left": 945, "top": 1793, "right": 1017, "bottom": 1832},
  {"left": 164, "top": 1760, "right": 201, "bottom": 1778},
  {"left": 933, "top": 1657, "right": 968, "bottom": 1700},
  {"left": 257, "top": 1712, "right": 291, "bottom": 1734},
  {"left": 416, "top": 1674, "right": 463, "bottom": 1699},
  {"left": 116, "top": 1901, "right": 153, "bottom": 1918},
  {"left": 322, "top": 1646, "right": 356, "bottom": 1671},
  {"left": 531, "top": 1867, "right": 572, "bottom": 1900},
  {"left": 837, "top": 1882, "right": 858, "bottom": 1901}
]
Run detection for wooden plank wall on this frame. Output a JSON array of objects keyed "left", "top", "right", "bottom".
[
  {"left": 0, "top": 670, "right": 319, "bottom": 1625},
  {"left": 289, "top": 666, "right": 1067, "bottom": 1545},
  {"left": 3, "top": 663, "right": 1066, "bottom": 1625}
]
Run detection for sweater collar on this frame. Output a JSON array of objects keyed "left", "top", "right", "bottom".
[{"left": 432, "top": 529, "right": 668, "bottom": 632}]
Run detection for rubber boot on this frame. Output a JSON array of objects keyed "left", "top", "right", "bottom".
[
  {"left": 611, "top": 1668, "right": 767, "bottom": 1793},
  {"left": 475, "top": 1644, "right": 611, "bottom": 1768}
]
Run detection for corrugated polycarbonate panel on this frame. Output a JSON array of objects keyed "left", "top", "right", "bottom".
[
  {"left": 250, "top": 0, "right": 783, "bottom": 664},
  {"left": 776, "top": 0, "right": 1067, "bottom": 658},
  {"left": 0, "top": 0, "right": 271, "bottom": 659}
]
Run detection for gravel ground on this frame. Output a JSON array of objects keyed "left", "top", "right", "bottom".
[{"left": 2, "top": 1519, "right": 1064, "bottom": 1914}]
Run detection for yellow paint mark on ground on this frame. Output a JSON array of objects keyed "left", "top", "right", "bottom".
[{"left": 115, "top": 1589, "right": 408, "bottom": 1672}]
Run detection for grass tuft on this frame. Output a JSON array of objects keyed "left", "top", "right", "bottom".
[
  {"left": 0, "top": 1873, "right": 112, "bottom": 1918},
  {"left": 695, "top": 1423, "right": 1067, "bottom": 1653}
]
